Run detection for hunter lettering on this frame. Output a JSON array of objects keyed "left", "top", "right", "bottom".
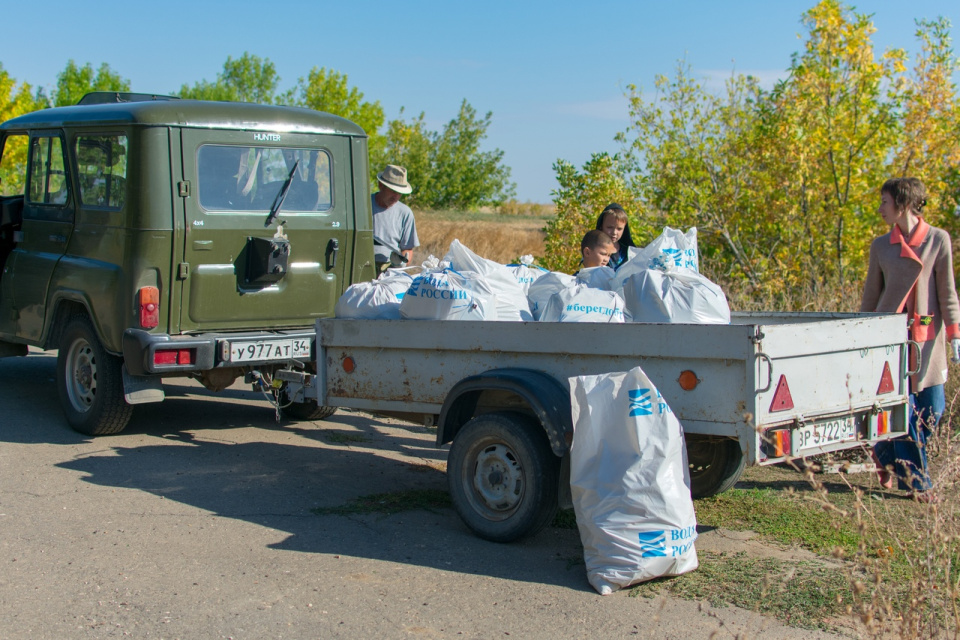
[{"left": 253, "top": 133, "right": 281, "bottom": 142}]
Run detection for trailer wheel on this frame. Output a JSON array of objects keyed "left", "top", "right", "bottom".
[
  {"left": 57, "top": 315, "right": 132, "bottom": 436},
  {"left": 447, "top": 411, "right": 560, "bottom": 543},
  {"left": 687, "top": 435, "right": 745, "bottom": 498},
  {"left": 279, "top": 388, "right": 337, "bottom": 421}
]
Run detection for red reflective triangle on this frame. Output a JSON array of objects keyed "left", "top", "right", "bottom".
[
  {"left": 877, "top": 361, "right": 895, "bottom": 394},
  {"left": 769, "top": 375, "right": 794, "bottom": 413}
]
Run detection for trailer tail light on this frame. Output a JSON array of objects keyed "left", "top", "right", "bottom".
[
  {"left": 871, "top": 409, "right": 890, "bottom": 438},
  {"left": 877, "top": 361, "right": 894, "bottom": 394},
  {"left": 761, "top": 428, "right": 791, "bottom": 460},
  {"left": 138, "top": 286, "right": 160, "bottom": 329},
  {"left": 154, "top": 349, "right": 194, "bottom": 366},
  {"left": 768, "top": 375, "right": 794, "bottom": 413}
]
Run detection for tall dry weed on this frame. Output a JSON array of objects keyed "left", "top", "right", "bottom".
[{"left": 795, "top": 396, "right": 960, "bottom": 638}]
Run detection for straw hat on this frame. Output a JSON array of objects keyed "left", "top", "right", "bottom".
[{"left": 377, "top": 164, "right": 413, "bottom": 194}]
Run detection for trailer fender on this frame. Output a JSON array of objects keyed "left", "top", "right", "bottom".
[{"left": 437, "top": 367, "right": 572, "bottom": 458}]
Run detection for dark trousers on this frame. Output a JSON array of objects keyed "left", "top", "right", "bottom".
[{"left": 873, "top": 384, "right": 945, "bottom": 492}]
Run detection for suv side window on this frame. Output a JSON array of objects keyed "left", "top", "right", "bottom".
[
  {"left": 0, "top": 133, "right": 29, "bottom": 196},
  {"left": 27, "top": 136, "right": 70, "bottom": 206},
  {"left": 197, "top": 145, "right": 332, "bottom": 213},
  {"left": 76, "top": 135, "right": 128, "bottom": 209}
]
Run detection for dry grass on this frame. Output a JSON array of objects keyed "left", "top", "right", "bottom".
[{"left": 414, "top": 210, "right": 547, "bottom": 265}]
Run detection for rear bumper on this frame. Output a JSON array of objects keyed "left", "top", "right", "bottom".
[{"left": 122, "top": 328, "right": 314, "bottom": 376}]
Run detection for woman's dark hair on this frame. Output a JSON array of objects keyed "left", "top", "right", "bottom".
[
  {"left": 595, "top": 203, "right": 636, "bottom": 248},
  {"left": 881, "top": 177, "right": 927, "bottom": 213}
]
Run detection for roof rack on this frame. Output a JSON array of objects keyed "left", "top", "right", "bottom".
[{"left": 77, "top": 92, "right": 181, "bottom": 106}]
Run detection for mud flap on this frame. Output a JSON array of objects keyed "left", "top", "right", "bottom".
[{"left": 122, "top": 365, "right": 165, "bottom": 404}]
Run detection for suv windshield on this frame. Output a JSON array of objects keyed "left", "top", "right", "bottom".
[{"left": 198, "top": 145, "right": 332, "bottom": 213}]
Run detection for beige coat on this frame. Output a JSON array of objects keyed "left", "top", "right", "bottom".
[{"left": 861, "top": 219, "right": 960, "bottom": 391}]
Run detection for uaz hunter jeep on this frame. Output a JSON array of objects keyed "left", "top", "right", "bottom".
[{"left": 0, "top": 92, "right": 375, "bottom": 435}]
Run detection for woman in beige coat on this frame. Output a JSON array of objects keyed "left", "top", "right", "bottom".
[{"left": 861, "top": 177, "right": 960, "bottom": 500}]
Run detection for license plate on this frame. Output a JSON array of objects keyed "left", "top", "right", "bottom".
[
  {"left": 225, "top": 338, "right": 311, "bottom": 363},
  {"left": 795, "top": 416, "right": 857, "bottom": 452}
]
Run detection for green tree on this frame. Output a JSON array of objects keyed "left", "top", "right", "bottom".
[
  {"left": 282, "top": 67, "right": 386, "bottom": 165},
  {"left": 543, "top": 153, "right": 643, "bottom": 273},
  {"left": 53, "top": 60, "right": 130, "bottom": 107},
  {"left": 382, "top": 100, "right": 515, "bottom": 210},
  {"left": 0, "top": 65, "right": 41, "bottom": 195},
  {"left": 178, "top": 53, "right": 279, "bottom": 103}
]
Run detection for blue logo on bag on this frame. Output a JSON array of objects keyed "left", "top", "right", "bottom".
[
  {"left": 638, "top": 530, "right": 667, "bottom": 557},
  {"left": 629, "top": 388, "right": 653, "bottom": 416},
  {"left": 661, "top": 248, "right": 683, "bottom": 267}
]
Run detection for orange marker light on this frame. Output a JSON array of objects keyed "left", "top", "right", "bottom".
[
  {"left": 342, "top": 356, "right": 355, "bottom": 373},
  {"left": 678, "top": 370, "right": 699, "bottom": 391}
]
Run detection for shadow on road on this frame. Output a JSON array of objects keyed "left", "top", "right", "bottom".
[{"left": 1, "top": 350, "right": 588, "bottom": 590}]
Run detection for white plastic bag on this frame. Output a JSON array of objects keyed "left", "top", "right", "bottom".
[
  {"left": 399, "top": 268, "right": 498, "bottom": 321},
  {"left": 443, "top": 240, "right": 532, "bottom": 321},
  {"left": 506, "top": 255, "right": 549, "bottom": 294},
  {"left": 569, "top": 366, "right": 699, "bottom": 595},
  {"left": 621, "top": 267, "right": 730, "bottom": 324},
  {"left": 334, "top": 270, "right": 415, "bottom": 319},
  {"left": 538, "top": 284, "right": 627, "bottom": 323},
  {"left": 526, "top": 271, "right": 577, "bottom": 320},
  {"left": 575, "top": 266, "right": 616, "bottom": 290},
  {"left": 625, "top": 226, "right": 699, "bottom": 276}
]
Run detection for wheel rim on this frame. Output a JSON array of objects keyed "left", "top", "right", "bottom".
[
  {"left": 463, "top": 439, "right": 524, "bottom": 521},
  {"left": 64, "top": 337, "right": 97, "bottom": 413}
]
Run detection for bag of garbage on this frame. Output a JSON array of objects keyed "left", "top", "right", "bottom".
[
  {"left": 538, "top": 283, "right": 627, "bottom": 323},
  {"left": 506, "top": 255, "right": 549, "bottom": 294},
  {"left": 399, "top": 268, "right": 498, "bottom": 321},
  {"left": 527, "top": 271, "right": 577, "bottom": 320},
  {"left": 624, "top": 227, "right": 699, "bottom": 279},
  {"left": 443, "top": 240, "right": 532, "bottom": 321},
  {"left": 334, "top": 269, "right": 416, "bottom": 319},
  {"left": 569, "top": 365, "right": 699, "bottom": 595},
  {"left": 575, "top": 266, "right": 616, "bottom": 290},
  {"left": 621, "top": 266, "right": 730, "bottom": 324}
]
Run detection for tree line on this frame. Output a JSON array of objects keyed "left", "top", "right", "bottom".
[
  {"left": 0, "top": 55, "right": 515, "bottom": 210},
  {"left": 545, "top": 0, "right": 960, "bottom": 310}
]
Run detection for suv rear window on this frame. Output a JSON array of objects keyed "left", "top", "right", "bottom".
[
  {"left": 76, "top": 135, "right": 128, "bottom": 209},
  {"left": 198, "top": 145, "right": 332, "bottom": 213}
]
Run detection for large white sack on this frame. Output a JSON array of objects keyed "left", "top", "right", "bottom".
[
  {"left": 569, "top": 366, "right": 699, "bottom": 595},
  {"left": 575, "top": 266, "right": 616, "bottom": 290},
  {"left": 399, "top": 268, "right": 499, "bottom": 321},
  {"left": 443, "top": 240, "right": 532, "bottom": 321},
  {"left": 622, "top": 267, "right": 730, "bottom": 324},
  {"left": 334, "top": 270, "right": 415, "bottom": 319},
  {"left": 527, "top": 271, "right": 577, "bottom": 320},
  {"left": 618, "top": 227, "right": 699, "bottom": 291},
  {"left": 538, "top": 284, "right": 627, "bottom": 323},
  {"left": 506, "top": 254, "right": 549, "bottom": 294}
]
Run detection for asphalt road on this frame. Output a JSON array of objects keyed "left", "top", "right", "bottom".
[{"left": 0, "top": 349, "right": 839, "bottom": 639}]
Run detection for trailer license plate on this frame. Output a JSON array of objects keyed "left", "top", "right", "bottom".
[
  {"left": 226, "top": 339, "right": 311, "bottom": 363},
  {"left": 795, "top": 416, "right": 856, "bottom": 452}
]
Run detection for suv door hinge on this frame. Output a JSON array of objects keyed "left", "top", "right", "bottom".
[
  {"left": 178, "top": 181, "right": 190, "bottom": 197},
  {"left": 178, "top": 263, "right": 189, "bottom": 280}
]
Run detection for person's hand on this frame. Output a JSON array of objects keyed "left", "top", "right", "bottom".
[{"left": 951, "top": 338, "right": 960, "bottom": 364}]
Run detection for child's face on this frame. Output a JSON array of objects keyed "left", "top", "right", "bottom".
[
  {"left": 582, "top": 243, "right": 614, "bottom": 268},
  {"left": 601, "top": 216, "right": 626, "bottom": 243}
]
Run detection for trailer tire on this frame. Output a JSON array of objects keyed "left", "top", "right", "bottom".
[
  {"left": 447, "top": 411, "right": 560, "bottom": 543},
  {"left": 57, "top": 315, "right": 132, "bottom": 436},
  {"left": 687, "top": 436, "right": 745, "bottom": 498},
  {"left": 279, "top": 391, "right": 337, "bottom": 422}
]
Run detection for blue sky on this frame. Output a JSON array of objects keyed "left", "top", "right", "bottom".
[{"left": 1, "top": 0, "right": 958, "bottom": 203}]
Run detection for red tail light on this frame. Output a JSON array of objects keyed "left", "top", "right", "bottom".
[
  {"left": 138, "top": 286, "right": 160, "bottom": 329},
  {"left": 154, "top": 349, "right": 194, "bottom": 366}
]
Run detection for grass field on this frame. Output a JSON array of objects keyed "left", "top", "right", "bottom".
[{"left": 413, "top": 208, "right": 549, "bottom": 265}]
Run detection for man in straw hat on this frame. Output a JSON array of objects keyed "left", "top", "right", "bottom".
[{"left": 372, "top": 164, "right": 419, "bottom": 272}]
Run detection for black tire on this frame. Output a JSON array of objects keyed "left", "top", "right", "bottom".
[
  {"left": 279, "top": 387, "right": 337, "bottom": 421},
  {"left": 56, "top": 315, "right": 132, "bottom": 436},
  {"left": 687, "top": 435, "right": 745, "bottom": 498},
  {"left": 447, "top": 411, "right": 560, "bottom": 543}
]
